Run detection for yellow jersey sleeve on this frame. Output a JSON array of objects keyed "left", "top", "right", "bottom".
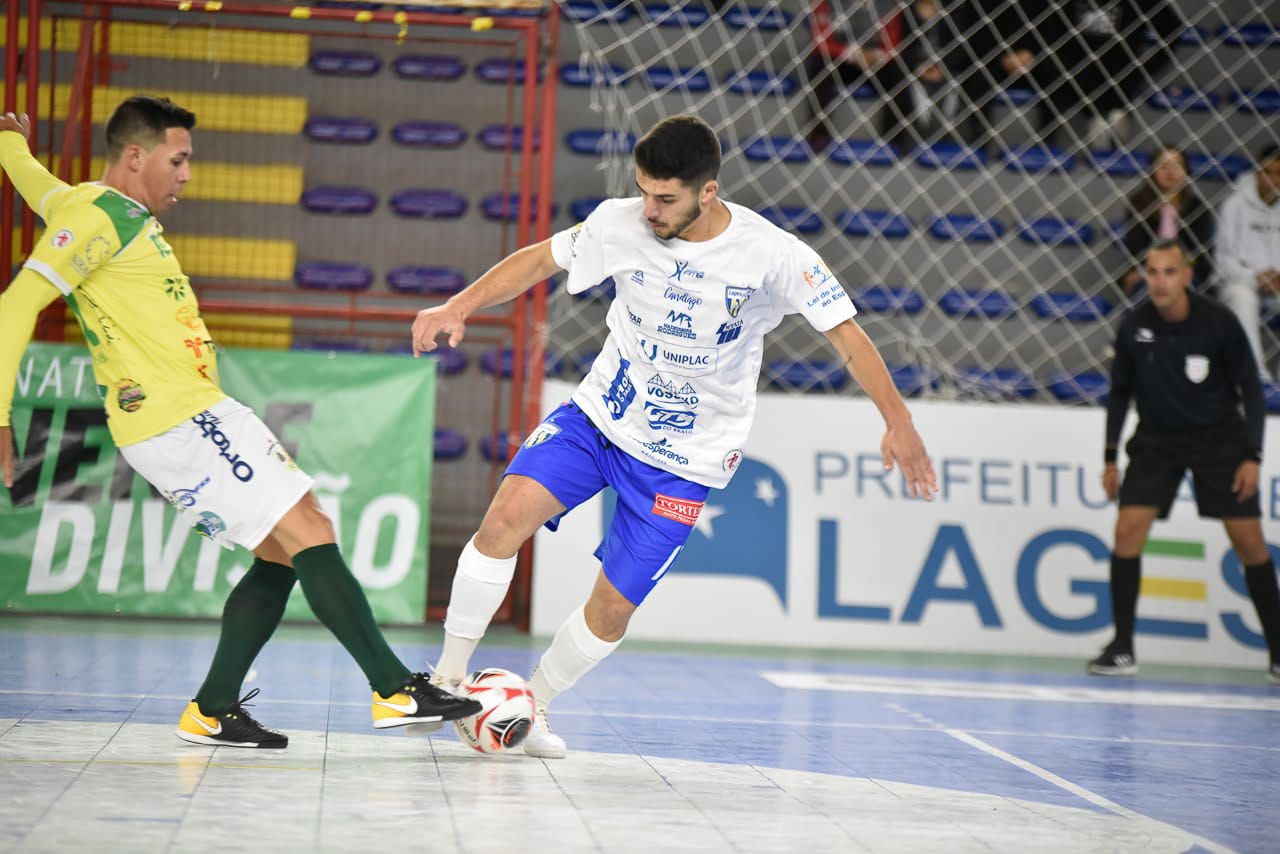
[
  {"left": 0, "top": 269, "right": 61, "bottom": 427},
  {"left": 0, "top": 130, "right": 71, "bottom": 220},
  {"left": 21, "top": 200, "right": 127, "bottom": 296}
]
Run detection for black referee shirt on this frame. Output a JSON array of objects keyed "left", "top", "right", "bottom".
[{"left": 1106, "top": 292, "right": 1265, "bottom": 459}]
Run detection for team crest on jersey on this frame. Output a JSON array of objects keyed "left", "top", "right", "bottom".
[
  {"left": 724, "top": 286, "right": 754, "bottom": 318},
  {"left": 802, "top": 263, "right": 833, "bottom": 289},
  {"left": 267, "top": 440, "right": 300, "bottom": 471},
  {"left": 194, "top": 511, "right": 227, "bottom": 540},
  {"left": 722, "top": 449, "right": 744, "bottom": 472},
  {"left": 50, "top": 229, "right": 74, "bottom": 248},
  {"left": 1185, "top": 354, "right": 1209, "bottom": 383},
  {"left": 117, "top": 379, "right": 146, "bottom": 412},
  {"left": 524, "top": 421, "right": 561, "bottom": 448}
]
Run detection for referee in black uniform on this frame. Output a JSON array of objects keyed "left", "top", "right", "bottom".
[{"left": 1090, "top": 239, "right": 1280, "bottom": 683}]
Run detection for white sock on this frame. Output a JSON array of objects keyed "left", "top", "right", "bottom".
[
  {"left": 437, "top": 536, "right": 517, "bottom": 680},
  {"left": 529, "top": 605, "right": 622, "bottom": 708}
]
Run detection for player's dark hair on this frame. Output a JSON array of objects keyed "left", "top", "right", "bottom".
[
  {"left": 634, "top": 115, "right": 721, "bottom": 189},
  {"left": 105, "top": 96, "right": 197, "bottom": 160},
  {"left": 1147, "top": 238, "right": 1190, "bottom": 266},
  {"left": 1258, "top": 143, "right": 1280, "bottom": 166}
]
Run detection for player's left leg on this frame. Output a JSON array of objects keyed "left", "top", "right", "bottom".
[{"left": 1222, "top": 517, "right": 1280, "bottom": 683}]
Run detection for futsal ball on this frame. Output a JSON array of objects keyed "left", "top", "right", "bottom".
[{"left": 453, "top": 667, "right": 536, "bottom": 754}]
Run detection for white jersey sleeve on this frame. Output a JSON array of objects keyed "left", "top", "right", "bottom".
[
  {"left": 770, "top": 237, "right": 856, "bottom": 332},
  {"left": 550, "top": 200, "right": 625, "bottom": 294}
]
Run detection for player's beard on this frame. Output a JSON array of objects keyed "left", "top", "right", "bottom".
[{"left": 650, "top": 197, "right": 703, "bottom": 240}]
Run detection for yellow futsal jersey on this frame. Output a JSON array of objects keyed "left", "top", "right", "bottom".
[{"left": 3, "top": 151, "right": 225, "bottom": 446}]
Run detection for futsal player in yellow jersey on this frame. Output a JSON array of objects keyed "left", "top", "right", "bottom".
[{"left": 0, "top": 96, "right": 478, "bottom": 747}]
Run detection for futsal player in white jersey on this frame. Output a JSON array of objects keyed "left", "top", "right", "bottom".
[{"left": 411, "top": 115, "right": 938, "bottom": 757}]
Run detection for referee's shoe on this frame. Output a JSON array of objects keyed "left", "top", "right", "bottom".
[
  {"left": 176, "top": 688, "right": 288, "bottom": 748},
  {"left": 1087, "top": 645, "right": 1138, "bottom": 677},
  {"left": 372, "top": 672, "right": 482, "bottom": 729}
]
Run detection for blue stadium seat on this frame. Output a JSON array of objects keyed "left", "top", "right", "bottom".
[
  {"left": 887, "top": 362, "right": 936, "bottom": 397},
  {"left": 386, "top": 266, "right": 467, "bottom": 295},
  {"left": 764, "top": 359, "right": 850, "bottom": 392},
  {"left": 1017, "top": 217, "right": 1093, "bottom": 246},
  {"left": 562, "top": 1, "right": 632, "bottom": 24},
  {"left": 928, "top": 214, "right": 1004, "bottom": 242},
  {"left": 939, "top": 288, "right": 1018, "bottom": 318},
  {"left": 392, "top": 55, "right": 465, "bottom": 81},
  {"left": 389, "top": 189, "right": 467, "bottom": 219},
  {"left": 999, "top": 145, "right": 1075, "bottom": 173},
  {"left": 994, "top": 86, "right": 1036, "bottom": 106},
  {"left": 1145, "top": 25, "right": 1205, "bottom": 45},
  {"left": 1091, "top": 149, "right": 1151, "bottom": 177},
  {"left": 849, "top": 285, "right": 925, "bottom": 315},
  {"left": 1047, "top": 371, "right": 1109, "bottom": 404},
  {"left": 914, "top": 142, "right": 987, "bottom": 170},
  {"left": 480, "top": 349, "right": 565, "bottom": 378},
  {"left": 560, "top": 63, "right": 631, "bottom": 87},
  {"left": 301, "top": 186, "right": 377, "bottom": 215},
  {"left": 743, "top": 136, "right": 812, "bottom": 163},
  {"left": 294, "top": 262, "right": 373, "bottom": 291},
  {"left": 1264, "top": 381, "right": 1280, "bottom": 414},
  {"left": 1148, "top": 87, "right": 1219, "bottom": 112},
  {"left": 828, "top": 139, "right": 899, "bottom": 166},
  {"left": 643, "top": 3, "right": 710, "bottom": 26},
  {"left": 1219, "top": 23, "right": 1280, "bottom": 47},
  {"left": 308, "top": 51, "right": 381, "bottom": 77},
  {"left": 572, "top": 276, "right": 617, "bottom": 301},
  {"left": 481, "top": 432, "right": 518, "bottom": 463},
  {"left": 565, "top": 129, "right": 637, "bottom": 155},
  {"left": 724, "top": 70, "right": 797, "bottom": 96},
  {"left": 303, "top": 117, "right": 377, "bottom": 145},
  {"left": 757, "top": 206, "right": 823, "bottom": 234},
  {"left": 955, "top": 367, "right": 1036, "bottom": 400},
  {"left": 1230, "top": 88, "right": 1280, "bottom": 115},
  {"left": 838, "top": 210, "right": 912, "bottom": 239},
  {"left": 392, "top": 121, "right": 466, "bottom": 148},
  {"left": 480, "top": 193, "right": 557, "bottom": 222},
  {"left": 1030, "top": 292, "right": 1112, "bottom": 322},
  {"left": 433, "top": 429, "right": 468, "bottom": 461},
  {"left": 477, "top": 124, "right": 541, "bottom": 151},
  {"left": 725, "top": 6, "right": 792, "bottom": 30},
  {"left": 645, "top": 66, "right": 712, "bottom": 92},
  {"left": 474, "top": 58, "right": 543, "bottom": 84},
  {"left": 576, "top": 351, "right": 599, "bottom": 376},
  {"left": 292, "top": 339, "right": 370, "bottom": 352},
  {"left": 571, "top": 197, "right": 606, "bottom": 220},
  {"left": 483, "top": 7, "right": 541, "bottom": 18},
  {"left": 1186, "top": 152, "right": 1252, "bottom": 182}
]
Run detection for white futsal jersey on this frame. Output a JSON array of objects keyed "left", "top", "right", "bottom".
[{"left": 550, "top": 197, "right": 857, "bottom": 488}]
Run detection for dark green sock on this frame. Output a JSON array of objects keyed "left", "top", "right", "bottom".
[
  {"left": 195, "top": 558, "right": 297, "bottom": 714},
  {"left": 291, "top": 543, "right": 410, "bottom": 695}
]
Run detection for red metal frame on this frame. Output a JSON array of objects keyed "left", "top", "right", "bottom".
[{"left": 2, "top": 0, "right": 561, "bottom": 630}]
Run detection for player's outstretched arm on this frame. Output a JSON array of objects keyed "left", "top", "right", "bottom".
[
  {"left": 825, "top": 318, "right": 938, "bottom": 500},
  {"left": 0, "top": 113, "right": 71, "bottom": 219},
  {"left": 0, "top": 270, "right": 62, "bottom": 488},
  {"left": 412, "top": 239, "right": 562, "bottom": 356}
]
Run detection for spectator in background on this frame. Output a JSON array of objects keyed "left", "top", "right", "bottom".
[
  {"left": 947, "top": 0, "right": 1046, "bottom": 147},
  {"left": 1119, "top": 144, "right": 1213, "bottom": 297},
  {"left": 1216, "top": 144, "right": 1280, "bottom": 379},
  {"left": 803, "top": 0, "right": 911, "bottom": 152},
  {"left": 890, "top": 1, "right": 965, "bottom": 145}
]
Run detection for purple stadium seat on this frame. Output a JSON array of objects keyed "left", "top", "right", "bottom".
[
  {"left": 392, "top": 55, "right": 465, "bottom": 81},
  {"left": 1000, "top": 145, "right": 1076, "bottom": 173},
  {"left": 726, "top": 6, "right": 792, "bottom": 30},
  {"left": 928, "top": 213, "right": 1004, "bottom": 242},
  {"left": 829, "top": 139, "right": 899, "bottom": 166},
  {"left": 1030, "top": 292, "right": 1112, "bottom": 322},
  {"left": 955, "top": 367, "right": 1036, "bottom": 399},
  {"left": 303, "top": 117, "right": 377, "bottom": 145},
  {"left": 724, "top": 70, "right": 797, "bottom": 96},
  {"left": 643, "top": 3, "right": 710, "bottom": 26},
  {"left": 1017, "top": 217, "right": 1094, "bottom": 246},
  {"left": 294, "top": 262, "right": 374, "bottom": 291},
  {"left": 389, "top": 189, "right": 468, "bottom": 219},
  {"left": 560, "top": 64, "right": 631, "bottom": 87},
  {"left": 1047, "top": 371, "right": 1109, "bottom": 404},
  {"left": 757, "top": 206, "right": 823, "bottom": 234},
  {"left": 308, "top": 51, "right": 381, "bottom": 76},
  {"left": 1149, "top": 87, "right": 1219, "bottom": 111},
  {"left": 477, "top": 124, "right": 541, "bottom": 151},
  {"left": 300, "top": 186, "right": 377, "bottom": 215},
  {"left": 474, "top": 57, "right": 543, "bottom": 84},
  {"left": 480, "top": 193, "right": 557, "bottom": 222},
  {"left": 562, "top": 1, "right": 632, "bottom": 24},
  {"left": 939, "top": 287, "right": 1018, "bottom": 318},
  {"left": 1091, "top": 149, "right": 1151, "bottom": 177},
  {"left": 1230, "top": 88, "right": 1280, "bottom": 115},
  {"left": 1219, "top": 23, "right": 1280, "bottom": 47},
  {"left": 481, "top": 432, "right": 518, "bottom": 463},
  {"left": 887, "top": 363, "right": 937, "bottom": 396},
  {"left": 849, "top": 285, "right": 925, "bottom": 314},
  {"left": 392, "top": 121, "right": 467, "bottom": 148},
  {"left": 764, "top": 359, "right": 850, "bottom": 392},
  {"left": 645, "top": 66, "right": 712, "bottom": 92},
  {"left": 565, "top": 129, "right": 637, "bottom": 155},
  {"left": 386, "top": 266, "right": 467, "bottom": 295},
  {"left": 743, "top": 136, "right": 812, "bottom": 163},
  {"left": 839, "top": 210, "right": 912, "bottom": 239},
  {"left": 433, "top": 429, "right": 468, "bottom": 461},
  {"left": 1186, "top": 152, "right": 1252, "bottom": 182},
  {"left": 914, "top": 142, "right": 987, "bottom": 170}
]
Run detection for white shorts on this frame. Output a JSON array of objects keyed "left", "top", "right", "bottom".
[{"left": 119, "top": 397, "right": 315, "bottom": 551}]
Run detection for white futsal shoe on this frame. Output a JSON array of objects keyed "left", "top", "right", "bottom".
[{"left": 523, "top": 704, "right": 567, "bottom": 759}]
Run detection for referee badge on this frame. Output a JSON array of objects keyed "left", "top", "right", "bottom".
[{"left": 1185, "top": 354, "right": 1209, "bottom": 384}]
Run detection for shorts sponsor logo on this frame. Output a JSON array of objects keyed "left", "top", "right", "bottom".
[
  {"left": 170, "top": 476, "right": 212, "bottom": 508},
  {"left": 651, "top": 493, "right": 704, "bottom": 525},
  {"left": 657, "top": 309, "right": 697, "bottom": 340},
  {"left": 724, "top": 286, "right": 754, "bottom": 318},
  {"left": 50, "top": 229, "right": 74, "bottom": 248},
  {"left": 1185, "top": 354, "right": 1209, "bottom": 383},
  {"left": 602, "top": 356, "right": 637, "bottom": 420},
  {"left": 638, "top": 437, "right": 689, "bottom": 466},
  {"left": 635, "top": 335, "right": 717, "bottom": 377},
  {"left": 194, "top": 511, "right": 227, "bottom": 540},
  {"left": 525, "top": 421, "right": 561, "bottom": 448},
  {"left": 723, "top": 449, "right": 743, "bottom": 472},
  {"left": 117, "top": 379, "right": 146, "bottom": 413},
  {"left": 669, "top": 260, "right": 705, "bottom": 283},
  {"left": 716, "top": 320, "right": 743, "bottom": 345},
  {"left": 644, "top": 402, "right": 697, "bottom": 433},
  {"left": 267, "top": 440, "right": 299, "bottom": 471},
  {"left": 192, "top": 410, "right": 256, "bottom": 482}
]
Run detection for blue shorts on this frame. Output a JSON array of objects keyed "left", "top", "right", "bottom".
[{"left": 506, "top": 402, "right": 710, "bottom": 605}]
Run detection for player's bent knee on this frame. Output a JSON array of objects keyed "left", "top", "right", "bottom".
[{"left": 272, "top": 492, "right": 337, "bottom": 555}]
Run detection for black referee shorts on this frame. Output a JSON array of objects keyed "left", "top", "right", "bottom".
[{"left": 1119, "top": 422, "right": 1260, "bottom": 519}]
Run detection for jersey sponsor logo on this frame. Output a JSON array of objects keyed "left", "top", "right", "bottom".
[
  {"left": 725, "top": 285, "right": 755, "bottom": 318},
  {"left": 716, "top": 320, "right": 743, "bottom": 345},
  {"left": 802, "top": 262, "right": 833, "bottom": 289},
  {"left": 117, "top": 379, "right": 146, "bottom": 413},
  {"left": 646, "top": 374, "right": 699, "bottom": 407},
  {"left": 638, "top": 437, "right": 689, "bottom": 465},
  {"left": 567, "top": 222, "right": 585, "bottom": 256},
  {"left": 722, "top": 449, "right": 743, "bottom": 472},
  {"left": 267, "top": 440, "right": 300, "bottom": 471},
  {"left": 651, "top": 493, "right": 704, "bottom": 525},
  {"left": 669, "top": 260, "right": 705, "bottom": 282},
  {"left": 194, "top": 511, "right": 227, "bottom": 540},
  {"left": 169, "top": 476, "right": 212, "bottom": 508},
  {"left": 71, "top": 236, "right": 112, "bottom": 277},
  {"left": 635, "top": 334, "right": 718, "bottom": 377},
  {"left": 50, "top": 229, "right": 74, "bottom": 248},
  {"left": 663, "top": 284, "right": 703, "bottom": 310},
  {"left": 184, "top": 338, "right": 213, "bottom": 358},
  {"left": 627, "top": 305, "right": 642, "bottom": 326},
  {"left": 175, "top": 305, "right": 201, "bottom": 330},
  {"left": 602, "top": 356, "right": 637, "bottom": 420},
  {"left": 630, "top": 270, "right": 645, "bottom": 286},
  {"left": 644, "top": 402, "right": 697, "bottom": 433},
  {"left": 1135, "top": 327, "right": 1155, "bottom": 343},
  {"left": 1185, "top": 354, "right": 1209, "bottom": 383},
  {"left": 192, "top": 411, "right": 256, "bottom": 482},
  {"left": 524, "top": 421, "right": 562, "bottom": 448},
  {"left": 657, "top": 309, "right": 697, "bottom": 339}
]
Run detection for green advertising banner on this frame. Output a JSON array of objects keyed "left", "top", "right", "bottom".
[{"left": 0, "top": 343, "right": 434, "bottom": 623}]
